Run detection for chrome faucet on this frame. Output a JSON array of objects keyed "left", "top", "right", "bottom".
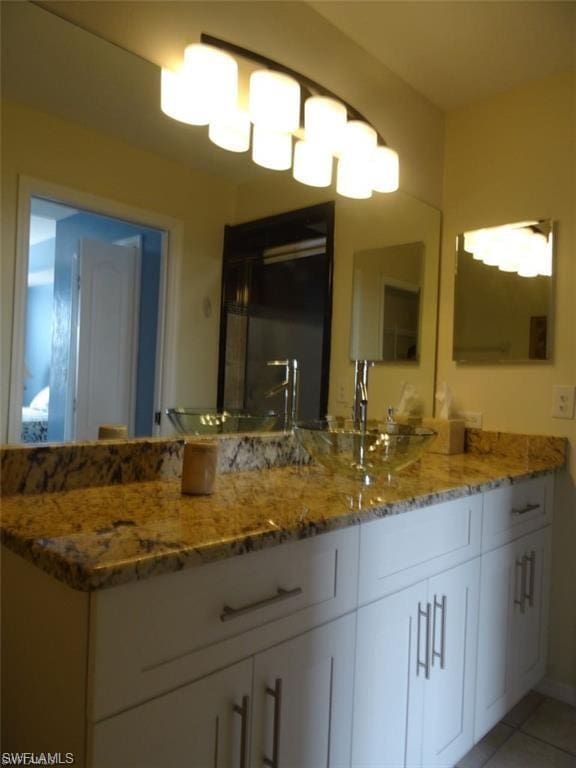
[
  {"left": 352, "top": 360, "right": 373, "bottom": 467},
  {"left": 353, "top": 360, "right": 373, "bottom": 433},
  {"left": 265, "top": 359, "right": 299, "bottom": 428}
]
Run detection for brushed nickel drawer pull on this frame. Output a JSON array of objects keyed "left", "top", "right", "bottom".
[
  {"left": 432, "top": 594, "right": 447, "bottom": 670},
  {"left": 220, "top": 586, "right": 303, "bottom": 622},
  {"left": 511, "top": 502, "right": 540, "bottom": 516},
  {"left": 524, "top": 550, "right": 536, "bottom": 607},
  {"left": 417, "top": 601, "right": 432, "bottom": 679},
  {"left": 514, "top": 557, "right": 527, "bottom": 613},
  {"left": 263, "top": 678, "right": 282, "bottom": 768},
  {"left": 233, "top": 695, "right": 249, "bottom": 768}
]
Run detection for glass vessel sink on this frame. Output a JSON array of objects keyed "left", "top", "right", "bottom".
[
  {"left": 294, "top": 420, "right": 436, "bottom": 482},
  {"left": 166, "top": 408, "right": 281, "bottom": 436}
]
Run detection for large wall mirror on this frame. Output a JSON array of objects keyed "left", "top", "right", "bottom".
[
  {"left": 1, "top": 1, "right": 442, "bottom": 444},
  {"left": 453, "top": 220, "right": 555, "bottom": 363}
]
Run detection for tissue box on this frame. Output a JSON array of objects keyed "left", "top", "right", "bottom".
[{"left": 422, "top": 418, "right": 465, "bottom": 455}]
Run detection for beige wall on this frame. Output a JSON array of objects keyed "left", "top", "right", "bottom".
[
  {"left": 0, "top": 100, "right": 237, "bottom": 439},
  {"left": 234, "top": 175, "right": 441, "bottom": 421},
  {"left": 438, "top": 71, "right": 576, "bottom": 688}
]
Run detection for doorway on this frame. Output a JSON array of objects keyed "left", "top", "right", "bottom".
[{"left": 17, "top": 196, "right": 166, "bottom": 442}]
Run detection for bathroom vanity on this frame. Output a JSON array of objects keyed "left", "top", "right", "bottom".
[{"left": 0, "top": 433, "right": 564, "bottom": 768}]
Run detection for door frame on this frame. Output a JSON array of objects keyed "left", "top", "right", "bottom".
[{"left": 8, "top": 175, "right": 183, "bottom": 442}]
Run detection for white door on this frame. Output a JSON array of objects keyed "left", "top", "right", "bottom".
[
  {"left": 514, "top": 527, "right": 551, "bottom": 698},
  {"left": 91, "top": 659, "right": 253, "bottom": 768},
  {"left": 474, "top": 541, "right": 517, "bottom": 741},
  {"left": 352, "top": 581, "right": 427, "bottom": 768},
  {"left": 252, "top": 615, "right": 356, "bottom": 768},
  {"left": 421, "top": 559, "right": 480, "bottom": 768},
  {"left": 75, "top": 239, "right": 139, "bottom": 440}
]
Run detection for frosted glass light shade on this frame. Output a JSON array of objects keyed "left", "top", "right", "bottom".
[
  {"left": 182, "top": 44, "right": 238, "bottom": 124},
  {"left": 336, "top": 157, "right": 372, "bottom": 199},
  {"left": 161, "top": 44, "right": 237, "bottom": 126},
  {"left": 293, "top": 140, "right": 332, "bottom": 187},
  {"left": 304, "top": 96, "right": 347, "bottom": 153},
  {"left": 372, "top": 146, "right": 400, "bottom": 193},
  {"left": 249, "top": 70, "right": 300, "bottom": 132},
  {"left": 338, "top": 121, "right": 377, "bottom": 159},
  {"left": 209, "top": 109, "right": 250, "bottom": 152},
  {"left": 252, "top": 125, "right": 292, "bottom": 170},
  {"left": 161, "top": 68, "right": 198, "bottom": 124}
]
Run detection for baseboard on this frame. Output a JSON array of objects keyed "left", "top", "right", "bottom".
[{"left": 535, "top": 677, "right": 576, "bottom": 706}]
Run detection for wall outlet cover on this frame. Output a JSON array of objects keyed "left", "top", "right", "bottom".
[{"left": 552, "top": 385, "right": 575, "bottom": 419}]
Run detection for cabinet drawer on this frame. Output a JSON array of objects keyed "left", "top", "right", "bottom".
[
  {"left": 88, "top": 527, "right": 359, "bottom": 721},
  {"left": 358, "top": 494, "right": 482, "bottom": 605},
  {"left": 482, "top": 475, "right": 553, "bottom": 552}
]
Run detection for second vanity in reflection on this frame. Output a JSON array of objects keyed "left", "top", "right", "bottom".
[{"left": 1, "top": 436, "right": 558, "bottom": 768}]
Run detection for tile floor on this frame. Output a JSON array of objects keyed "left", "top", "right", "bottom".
[{"left": 457, "top": 692, "right": 576, "bottom": 768}]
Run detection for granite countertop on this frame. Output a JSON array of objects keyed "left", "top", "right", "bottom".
[{"left": 0, "top": 444, "right": 564, "bottom": 592}]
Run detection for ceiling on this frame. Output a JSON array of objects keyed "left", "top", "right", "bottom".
[
  {"left": 311, "top": 1, "right": 576, "bottom": 110},
  {"left": 37, "top": 0, "right": 576, "bottom": 113}
]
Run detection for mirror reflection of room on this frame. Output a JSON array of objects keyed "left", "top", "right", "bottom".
[
  {"left": 2, "top": 1, "right": 442, "bottom": 444},
  {"left": 21, "top": 197, "right": 165, "bottom": 443},
  {"left": 453, "top": 220, "right": 554, "bottom": 363},
  {"left": 351, "top": 242, "right": 423, "bottom": 363}
]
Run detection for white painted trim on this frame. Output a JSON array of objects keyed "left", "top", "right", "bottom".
[
  {"left": 114, "top": 235, "right": 143, "bottom": 438},
  {"left": 8, "top": 175, "right": 183, "bottom": 442},
  {"left": 535, "top": 677, "right": 576, "bottom": 707}
]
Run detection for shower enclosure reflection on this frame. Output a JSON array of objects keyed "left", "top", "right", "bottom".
[{"left": 219, "top": 203, "right": 334, "bottom": 422}]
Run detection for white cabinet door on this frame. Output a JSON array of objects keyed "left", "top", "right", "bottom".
[
  {"left": 421, "top": 559, "right": 480, "bottom": 768},
  {"left": 514, "top": 526, "right": 551, "bottom": 697},
  {"left": 252, "top": 614, "right": 356, "bottom": 768},
  {"left": 474, "top": 541, "right": 517, "bottom": 740},
  {"left": 90, "top": 659, "right": 252, "bottom": 768},
  {"left": 352, "top": 581, "right": 427, "bottom": 768},
  {"left": 475, "top": 525, "right": 552, "bottom": 743}
]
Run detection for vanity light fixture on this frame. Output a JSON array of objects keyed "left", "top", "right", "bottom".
[
  {"left": 463, "top": 222, "right": 552, "bottom": 278},
  {"left": 160, "top": 35, "right": 400, "bottom": 198}
]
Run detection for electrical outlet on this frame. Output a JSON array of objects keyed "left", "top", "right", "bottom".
[
  {"left": 552, "top": 385, "right": 575, "bottom": 419},
  {"left": 337, "top": 381, "right": 348, "bottom": 404},
  {"left": 460, "top": 412, "right": 483, "bottom": 429}
]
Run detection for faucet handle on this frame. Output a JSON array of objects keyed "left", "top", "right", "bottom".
[{"left": 267, "top": 359, "right": 290, "bottom": 367}]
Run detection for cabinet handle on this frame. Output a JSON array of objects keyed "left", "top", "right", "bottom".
[
  {"left": 417, "top": 602, "right": 432, "bottom": 679},
  {"left": 514, "top": 557, "right": 527, "bottom": 614},
  {"left": 511, "top": 502, "right": 540, "bottom": 516},
  {"left": 220, "top": 587, "right": 303, "bottom": 622},
  {"left": 263, "top": 678, "right": 282, "bottom": 768},
  {"left": 524, "top": 550, "right": 536, "bottom": 608},
  {"left": 233, "top": 695, "right": 249, "bottom": 768},
  {"left": 432, "top": 595, "right": 447, "bottom": 670}
]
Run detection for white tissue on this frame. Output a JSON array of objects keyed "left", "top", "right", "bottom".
[
  {"left": 436, "top": 382, "right": 454, "bottom": 420},
  {"left": 397, "top": 382, "right": 420, "bottom": 417}
]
